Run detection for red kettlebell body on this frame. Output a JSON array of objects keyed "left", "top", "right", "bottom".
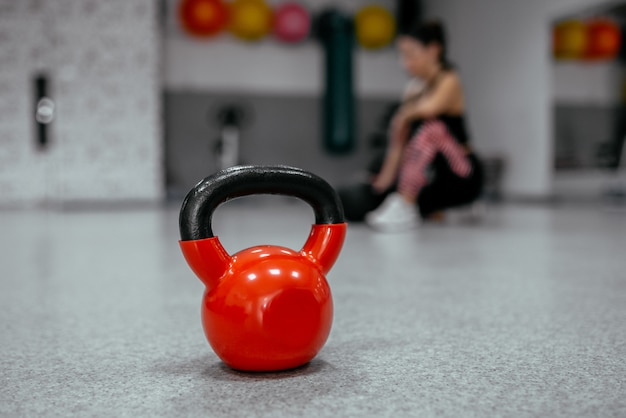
[
  {"left": 179, "top": 166, "right": 346, "bottom": 372},
  {"left": 205, "top": 246, "right": 333, "bottom": 371}
]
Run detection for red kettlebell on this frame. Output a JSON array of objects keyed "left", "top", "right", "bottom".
[{"left": 179, "top": 165, "right": 347, "bottom": 372}]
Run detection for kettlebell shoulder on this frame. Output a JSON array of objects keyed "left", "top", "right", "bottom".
[
  {"left": 228, "top": 245, "right": 325, "bottom": 276},
  {"left": 301, "top": 223, "right": 347, "bottom": 275}
]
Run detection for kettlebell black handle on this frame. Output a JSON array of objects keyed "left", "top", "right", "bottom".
[{"left": 179, "top": 165, "right": 345, "bottom": 241}]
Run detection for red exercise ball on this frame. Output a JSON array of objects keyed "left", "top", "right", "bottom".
[
  {"left": 585, "top": 19, "right": 621, "bottom": 60},
  {"left": 273, "top": 2, "right": 311, "bottom": 44},
  {"left": 179, "top": 0, "right": 229, "bottom": 38}
]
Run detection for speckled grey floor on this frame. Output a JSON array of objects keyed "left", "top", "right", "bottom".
[{"left": 1, "top": 199, "right": 625, "bottom": 417}]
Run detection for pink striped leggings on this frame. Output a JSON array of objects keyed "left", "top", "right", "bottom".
[{"left": 398, "top": 120, "right": 472, "bottom": 198}]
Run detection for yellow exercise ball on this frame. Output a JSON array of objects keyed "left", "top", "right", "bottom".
[
  {"left": 553, "top": 20, "right": 588, "bottom": 60},
  {"left": 229, "top": 0, "right": 273, "bottom": 42},
  {"left": 355, "top": 5, "right": 396, "bottom": 50}
]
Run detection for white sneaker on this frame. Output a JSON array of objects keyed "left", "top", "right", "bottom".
[{"left": 365, "top": 193, "right": 420, "bottom": 232}]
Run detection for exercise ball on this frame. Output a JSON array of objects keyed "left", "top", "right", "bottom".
[
  {"left": 229, "top": 0, "right": 273, "bottom": 42},
  {"left": 179, "top": 0, "right": 229, "bottom": 38},
  {"left": 273, "top": 2, "right": 311, "bottom": 44},
  {"left": 585, "top": 19, "right": 621, "bottom": 60},
  {"left": 355, "top": 5, "right": 396, "bottom": 50},
  {"left": 553, "top": 20, "right": 588, "bottom": 59}
]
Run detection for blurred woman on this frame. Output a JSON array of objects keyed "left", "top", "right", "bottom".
[{"left": 365, "top": 20, "right": 483, "bottom": 231}]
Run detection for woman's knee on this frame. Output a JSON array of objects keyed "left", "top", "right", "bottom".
[{"left": 411, "top": 120, "right": 448, "bottom": 147}]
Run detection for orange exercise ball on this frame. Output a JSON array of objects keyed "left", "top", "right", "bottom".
[
  {"left": 585, "top": 19, "right": 621, "bottom": 60},
  {"left": 229, "top": 0, "right": 273, "bottom": 42},
  {"left": 179, "top": 0, "right": 229, "bottom": 38},
  {"left": 355, "top": 5, "right": 396, "bottom": 50},
  {"left": 553, "top": 20, "right": 588, "bottom": 60}
]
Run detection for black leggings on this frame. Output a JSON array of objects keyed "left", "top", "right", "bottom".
[
  {"left": 417, "top": 152, "right": 484, "bottom": 217},
  {"left": 338, "top": 152, "right": 484, "bottom": 221}
]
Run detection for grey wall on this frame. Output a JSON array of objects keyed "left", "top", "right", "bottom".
[{"left": 165, "top": 92, "right": 396, "bottom": 198}]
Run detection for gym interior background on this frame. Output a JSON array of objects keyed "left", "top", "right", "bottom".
[
  {"left": 2, "top": 0, "right": 625, "bottom": 205},
  {"left": 1, "top": 0, "right": 625, "bottom": 416}
]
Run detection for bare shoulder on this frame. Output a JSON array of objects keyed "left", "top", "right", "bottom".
[{"left": 439, "top": 71, "right": 462, "bottom": 90}]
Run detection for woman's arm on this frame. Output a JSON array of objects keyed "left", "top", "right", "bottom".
[
  {"left": 402, "top": 78, "right": 425, "bottom": 102},
  {"left": 371, "top": 134, "right": 405, "bottom": 193},
  {"left": 371, "top": 111, "right": 411, "bottom": 193},
  {"left": 370, "top": 80, "right": 423, "bottom": 193},
  {"left": 400, "top": 72, "right": 462, "bottom": 121}
]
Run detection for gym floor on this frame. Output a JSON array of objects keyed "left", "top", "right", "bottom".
[{"left": 1, "top": 199, "right": 625, "bottom": 417}]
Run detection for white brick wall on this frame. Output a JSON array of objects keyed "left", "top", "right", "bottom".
[{"left": 0, "top": 0, "right": 163, "bottom": 205}]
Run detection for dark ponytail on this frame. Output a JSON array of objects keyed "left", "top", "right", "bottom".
[{"left": 405, "top": 20, "right": 453, "bottom": 69}]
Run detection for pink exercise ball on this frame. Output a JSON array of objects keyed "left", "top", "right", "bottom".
[{"left": 273, "top": 2, "right": 311, "bottom": 44}]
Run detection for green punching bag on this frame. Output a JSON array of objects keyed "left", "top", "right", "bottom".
[{"left": 317, "top": 9, "right": 355, "bottom": 154}]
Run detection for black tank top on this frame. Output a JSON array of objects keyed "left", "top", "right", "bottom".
[
  {"left": 405, "top": 70, "right": 471, "bottom": 145},
  {"left": 409, "top": 114, "right": 470, "bottom": 145}
]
